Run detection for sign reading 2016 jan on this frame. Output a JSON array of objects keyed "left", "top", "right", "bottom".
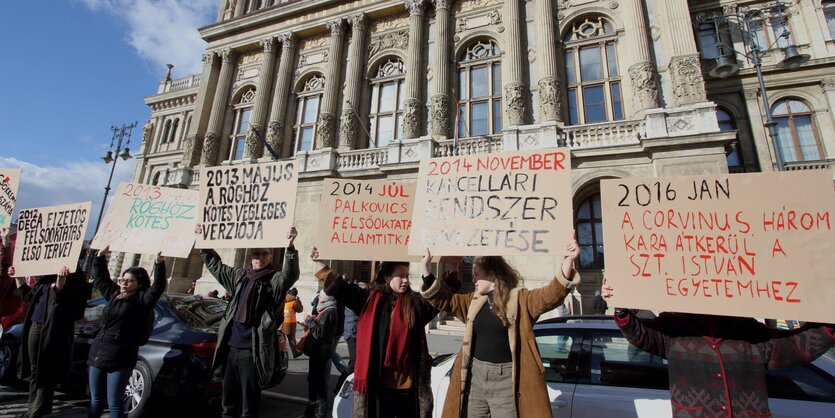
[
  {"left": 0, "top": 168, "right": 21, "bottom": 229},
  {"left": 197, "top": 161, "right": 298, "bottom": 249},
  {"left": 601, "top": 171, "right": 834, "bottom": 323},
  {"left": 409, "top": 149, "right": 573, "bottom": 256},
  {"left": 91, "top": 183, "right": 199, "bottom": 258},
  {"left": 13, "top": 201, "right": 92, "bottom": 277}
]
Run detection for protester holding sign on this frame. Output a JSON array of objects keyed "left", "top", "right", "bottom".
[
  {"left": 419, "top": 240, "right": 579, "bottom": 418},
  {"left": 199, "top": 226, "right": 300, "bottom": 418},
  {"left": 601, "top": 279, "right": 835, "bottom": 418},
  {"left": 87, "top": 247, "right": 166, "bottom": 418},
  {"left": 310, "top": 247, "right": 438, "bottom": 418}
]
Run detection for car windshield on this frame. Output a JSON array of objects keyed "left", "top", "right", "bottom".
[{"left": 167, "top": 296, "right": 227, "bottom": 329}]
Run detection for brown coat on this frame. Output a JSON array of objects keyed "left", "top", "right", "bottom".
[{"left": 421, "top": 257, "right": 579, "bottom": 418}]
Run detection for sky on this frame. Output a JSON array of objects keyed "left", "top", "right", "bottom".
[{"left": 0, "top": 0, "right": 217, "bottom": 237}]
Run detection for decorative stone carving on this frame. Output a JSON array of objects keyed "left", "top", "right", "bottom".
[
  {"left": 339, "top": 112, "right": 359, "bottom": 149},
  {"left": 315, "top": 113, "right": 337, "bottom": 149},
  {"left": 259, "top": 37, "right": 275, "bottom": 53},
  {"left": 239, "top": 50, "right": 261, "bottom": 65},
  {"left": 182, "top": 133, "right": 202, "bottom": 166},
  {"left": 429, "top": 94, "right": 450, "bottom": 136},
  {"left": 538, "top": 77, "right": 561, "bottom": 122},
  {"left": 455, "top": 0, "right": 501, "bottom": 14},
  {"left": 405, "top": 0, "right": 425, "bottom": 16},
  {"left": 201, "top": 132, "right": 219, "bottom": 165},
  {"left": 219, "top": 48, "right": 233, "bottom": 63},
  {"left": 401, "top": 98, "right": 423, "bottom": 139},
  {"left": 369, "top": 30, "right": 409, "bottom": 56},
  {"left": 504, "top": 83, "right": 528, "bottom": 126},
  {"left": 821, "top": 77, "right": 835, "bottom": 92},
  {"left": 371, "top": 14, "right": 410, "bottom": 33},
  {"left": 142, "top": 120, "right": 154, "bottom": 145},
  {"left": 456, "top": 9, "right": 502, "bottom": 35},
  {"left": 202, "top": 52, "right": 217, "bottom": 66},
  {"left": 669, "top": 55, "right": 706, "bottom": 106},
  {"left": 628, "top": 61, "right": 660, "bottom": 111},
  {"left": 743, "top": 88, "right": 759, "bottom": 101},
  {"left": 722, "top": 4, "right": 738, "bottom": 15},
  {"left": 350, "top": 13, "right": 369, "bottom": 31},
  {"left": 609, "top": 1, "right": 619, "bottom": 9},
  {"left": 243, "top": 126, "right": 262, "bottom": 159},
  {"left": 278, "top": 32, "right": 297, "bottom": 49},
  {"left": 267, "top": 120, "right": 284, "bottom": 152},
  {"left": 300, "top": 34, "right": 328, "bottom": 51},
  {"left": 434, "top": 0, "right": 451, "bottom": 10},
  {"left": 326, "top": 19, "right": 345, "bottom": 37}
]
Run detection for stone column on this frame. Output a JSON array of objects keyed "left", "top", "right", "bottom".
[
  {"left": 624, "top": 0, "right": 660, "bottom": 114},
  {"left": 534, "top": 0, "right": 561, "bottom": 122},
  {"left": 401, "top": 0, "right": 427, "bottom": 139},
  {"left": 234, "top": 0, "right": 246, "bottom": 18},
  {"left": 742, "top": 87, "right": 775, "bottom": 171},
  {"left": 182, "top": 52, "right": 220, "bottom": 167},
  {"left": 503, "top": 0, "right": 528, "bottom": 125},
  {"left": 266, "top": 32, "right": 298, "bottom": 156},
  {"left": 315, "top": 19, "right": 346, "bottom": 150},
  {"left": 339, "top": 14, "right": 369, "bottom": 150},
  {"left": 664, "top": 0, "right": 706, "bottom": 106},
  {"left": 201, "top": 49, "right": 236, "bottom": 166},
  {"left": 244, "top": 37, "right": 278, "bottom": 159},
  {"left": 429, "top": 0, "right": 452, "bottom": 138}
]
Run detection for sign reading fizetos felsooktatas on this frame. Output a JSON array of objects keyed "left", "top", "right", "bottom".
[
  {"left": 0, "top": 168, "right": 21, "bottom": 229},
  {"left": 409, "top": 149, "right": 573, "bottom": 256},
  {"left": 601, "top": 171, "right": 834, "bottom": 323},
  {"left": 197, "top": 161, "right": 298, "bottom": 249},
  {"left": 13, "top": 201, "right": 92, "bottom": 277}
]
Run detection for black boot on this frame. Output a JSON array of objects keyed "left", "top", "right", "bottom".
[
  {"left": 296, "top": 403, "right": 315, "bottom": 418},
  {"left": 315, "top": 398, "right": 329, "bottom": 418}
]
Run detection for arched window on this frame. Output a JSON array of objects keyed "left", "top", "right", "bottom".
[
  {"left": 716, "top": 108, "right": 742, "bottom": 170},
  {"left": 825, "top": 1, "right": 835, "bottom": 39},
  {"left": 169, "top": 118, "right": 180, "bottom": 143},
  {"left": 229, "top": 87, "right": 255, "bottom": 160},
  {"left": 563, "top": 16, "right": 623, "bottom": 125},
  {"left": 772, "top": 99, "right": 823, "bottom": 162},
  {"left": 368, "top": 58, "right": 406, "bottom": 147},
  {"left": 162, "top": 120, "right": 172, "bottom": 144},
  {"left": 457, "top": 39, "right": 502, "bottom": 137},
  {"left": 293, "top": 74, "right": 324, "bottom": 153},
  {"left": 575, "top": 193, "right": 603, "bottom": 269},
  {"left": 152, "top": 172, "right": 161, "bottom": 186}
]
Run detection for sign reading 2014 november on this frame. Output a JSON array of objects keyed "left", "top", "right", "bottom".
[{"left": 197, "top": 161, "right": 298, "bottom": 249}]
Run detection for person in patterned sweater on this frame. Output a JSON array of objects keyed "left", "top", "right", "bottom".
[{"left": 602, "top": 280, "right": 834, "bottom": 418}]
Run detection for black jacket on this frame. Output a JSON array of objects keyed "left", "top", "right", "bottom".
[
  {"left": 87, "top": 255, "right": 166, "bottom": 370},
  {"left": 303, "top": 304, "right": 339, "bottom": 359},
  {"left": 15, "top": 267, "right": 89, "bottom": 385}
]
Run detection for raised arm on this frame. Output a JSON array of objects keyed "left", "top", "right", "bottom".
[
  {"left": 524, "top": 240, "right": 581, "bottom": 318},
  {"left": 92, "top": 249, "right": 119, "bottom": 300},
  {"left": 141, "top": 252, "right": 168, "bottom": 306},
  {"left": 316, "top": 266, "right": 369, "bottom": 316},
  {"left": 418, "top": 249, "right": 472, "bottom": 322},
  {"left": 765, "top": 323, "right": 835, "bottom": 369},
  {"left": 199, "top": 249, "right": 242, "bottom": 294},
  {"left": 602, "top": 280, "right": 670, "bottom": 357},
  {"left": 272, "top": 245, "right": 300, "bottom": 302}
]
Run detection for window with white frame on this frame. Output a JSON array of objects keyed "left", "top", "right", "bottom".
[
  {"left": 457, "top": 39, "right": 503, "bottom": 137},
  {"left": 563, "top": 16, "right": 623, "bottom": 125},
  {"left": 747, "top": 12, "right": 796, "bottom": 51},
  {"left": 292, "top": 74, "right": 324, "bottom": 153},
  {"left": 575, "top": 193, "right": 604, "bottom": 269},
  {"left": 229, "top": 87, "right": 255, "bottom": 161},
  {"left": 772, "top": 98, "right": 823, "bottom": 163},
  {"left": 368, "top": 58, "right": 405, "bottom": 147}
]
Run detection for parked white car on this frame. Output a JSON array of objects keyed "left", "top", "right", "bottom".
[{"left": 333, "top": 317, "right": 835, "bottom": 418}]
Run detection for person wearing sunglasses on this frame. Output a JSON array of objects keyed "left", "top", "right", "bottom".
[{"left": 199, "top": 226, "right": 300, "bottom": 418}]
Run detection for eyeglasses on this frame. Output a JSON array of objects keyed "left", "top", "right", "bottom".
[
  {"left": 118, "top": 278, "right": 137, "bottom": 284},
  {"left": 251, "top": 251, "right": 271, "bottom": 257}
]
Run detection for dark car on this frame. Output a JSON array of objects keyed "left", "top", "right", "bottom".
[{"left": 0, "top": 293, "right": 291, "bottom": 417}]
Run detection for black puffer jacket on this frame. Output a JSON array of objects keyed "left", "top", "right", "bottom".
[{"left": 87, "top": 255, "right": 166, "bottom": 370}]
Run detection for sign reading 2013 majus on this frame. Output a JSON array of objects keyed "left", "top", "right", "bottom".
[{"left": 197, "top": 161, "right": 298, "bottom": 249}]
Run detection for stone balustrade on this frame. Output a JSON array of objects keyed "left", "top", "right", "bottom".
[
  {"left": 158, "top": 75, "right": 201, "bottom": 94},
  {"left": 336, "top": 147, "right": 390, "bottom": 171},
  {"left": 783, "top": 159, "right": 833, "bottom": 172},
  {"left": 434, "top": 135, "right": 503, "bottom": 157},
  {"left": 560, "top": 119, "right": 645, "bottom": 149}
]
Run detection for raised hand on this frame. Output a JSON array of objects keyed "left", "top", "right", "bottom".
[
  {"left": 601, "top": 278, "right": 614, "bottom": 299},
  {"left": 156, "top": 251, "right": 164, "bottom": 263},
  {"left": 562, "top": 234, "right": 580, "bottom": 280},
  {"left": 287, "top": 226, "right": 298, "bottom": 246},
  {"left": 8, "top": 266, "right": 16, "bottom": 278},
  {"left": 97, "top": 245, "right": 110, "bottom": 257},
  {"left": 56, "top": 266, "right": 70, "bottom": 289},
  {"left": 422, "top": 248, "right": 433, "bottom": 277},
  {"left": 0, "top": 227, "right": 9, "bottom": 246}
]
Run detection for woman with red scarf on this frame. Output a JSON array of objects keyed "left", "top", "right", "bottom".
[{"left": 310, "top": 247, "right": 438, "bottom": 418}]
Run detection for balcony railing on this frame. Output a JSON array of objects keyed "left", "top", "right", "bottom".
[
  {"left": 434, "top": 135, "right": 503, "bottom": 157},
  {"left": 164, "top": 75, "right": 201, "bottom": 93},
  {"left": 560, "top": 119, "right": 644, "bottom": 149},
  {"left": 336, "top": 147, "right": 389, "bottom": 171}
]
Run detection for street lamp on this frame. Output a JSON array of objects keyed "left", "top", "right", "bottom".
[
  {"left": 93, "top": 122, "right": 137, "bottom": 236},
  {"left": 699, "top": 1, "right": 810, "bottom": 171}
]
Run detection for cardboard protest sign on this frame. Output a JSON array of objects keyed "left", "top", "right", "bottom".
[
  {"left": 601, "top": 171, "right": 834, "bottom": 322},
  {"left": 315, "top": 178, "right": 417, "bottom": 261},
  {"left": 409, "top": 149, "right": 573, "bottom": 256},
  {"left": 197, "top": 161, "right": 298, "bottom": 249},
  {"left": 13, "top": 201, "right": 92, "bottom": 277},
  {"left": 91, "top": 183, "right": 199, "bottom": 257},
  {"left": 0, "top": 168, "right": 21, "bottom": 229}
]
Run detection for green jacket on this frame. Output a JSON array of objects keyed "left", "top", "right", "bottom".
[{"left": 200, "top": 246, "right": 300, "bottom": 388}]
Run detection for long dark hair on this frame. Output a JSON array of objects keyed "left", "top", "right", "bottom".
[
  {"left": 122, "top": 267, "right": 151, "bottom": 291},
  {"left": 372, "top": 261, "right": 416, "bottom": 328},
  {"left": 473, "top": 256, "right": 520, "bottom": 327}
]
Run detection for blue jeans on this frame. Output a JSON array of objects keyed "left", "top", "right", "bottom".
[{"left": 88, "top": 366, "right": 132, "bottom": 418}]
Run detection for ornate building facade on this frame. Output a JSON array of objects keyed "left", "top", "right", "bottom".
[{"left": 123, "top": 0, "right": 835, "bottom": 315}]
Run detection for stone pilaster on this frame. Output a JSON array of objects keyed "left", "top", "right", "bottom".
[
  {"left": 244, "top": 37, "right": 278, "bottom": 159},
  {"left": 339, "top": 14, "right": 369, "bottom": 150},
  {"left": 201, "top": 48, "right": 236, "bottom": 166},
  {"left": 624, "top": 0, "right": 660, "bottom": 113},
  {"left": 267, "top": 32, "right": 298, "bottom": 156},
  {"left": 664, "top": 0, "right": 706, "bottom": 106},
  {"left": 503, "top": 0, "right": 528, "bottom": 125},
  {"left": 430, "top": 0, "right": 452, "bottom": 138},
  {"left": 401, "top": 0, "right": 426, "bottom": 139},
  {"left": 534, "top": 0, "right": 561, "bottom": 122},
  {"left": 316, "top": 19, "right": 346, "bottom": 149},
  {"left": 182, "top": 51, "right": 219, "bottom": 167}
]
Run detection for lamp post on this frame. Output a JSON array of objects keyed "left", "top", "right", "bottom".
[
  {"left": 93, "top": 122, "right": 137, "bottom": 236},
  {"left": 699, "top": 1, "right": 810, "bottom": 171}
]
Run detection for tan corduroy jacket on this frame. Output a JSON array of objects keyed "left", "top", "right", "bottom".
[{"left": 420, "top": 258, "right": 579, "bottom": 418}]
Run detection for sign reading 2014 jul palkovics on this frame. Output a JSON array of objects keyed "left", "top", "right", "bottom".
[
  {"left": 0, "top": 168, "right": 21, "bottom": 229},
  {"left": 601, "top": 171, "right": 834, "bottom": 323},
  {"left": 197, "top": 161, "right": 298, "bottom": 249},
  {"left": 409, "top": 149, "right": 573, "bottom": 256},
  {"left": 13, "top": 201, "right": 92, "bottom": 277},
  {"left": 91, "top": 183, "right": 199, "bottom": 258}
]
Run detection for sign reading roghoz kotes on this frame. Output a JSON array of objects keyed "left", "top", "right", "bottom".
[
  {"left": 197, "top": 161, "right": 298, "bottom": 249},
  {"left": 92, "top": 183, "right": 199, "bottom": 257},
  {"left": 409, "top": 149, "right": 573, "bottom": 256},
  {"left": 601, "top": 171, "right": 834, "bottom": 322},
  {"left": 13, "top": 201, "right": 91, "bottom": 277},
  {"left": 0, "top": 168, "right": 21, "bottom": 229}
]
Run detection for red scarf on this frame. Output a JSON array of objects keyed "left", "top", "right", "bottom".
[{"left": 352, "top": 290, "right": 412, "bottom": 393}]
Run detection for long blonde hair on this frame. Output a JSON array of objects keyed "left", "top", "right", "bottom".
[{"left": 473, "top": 256, "right": 520, "bottom": 327}]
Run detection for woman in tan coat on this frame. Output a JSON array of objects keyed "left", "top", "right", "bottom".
[{"left": 420, "top": 239, "right": 579, "bottom": 418}]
